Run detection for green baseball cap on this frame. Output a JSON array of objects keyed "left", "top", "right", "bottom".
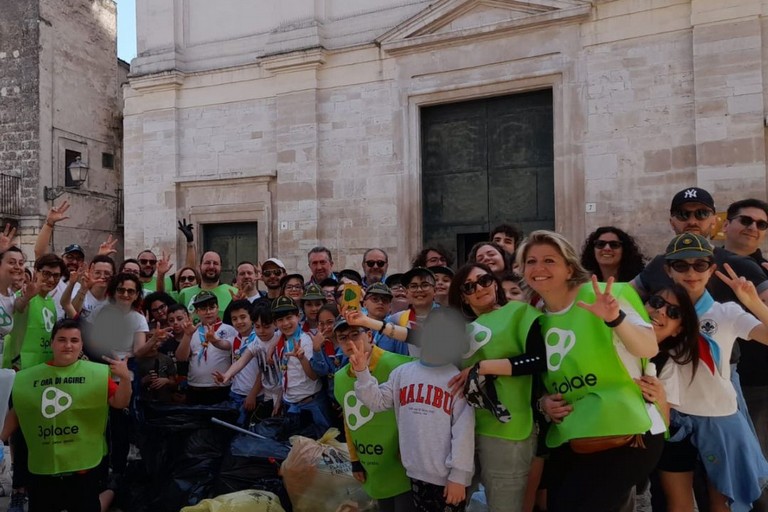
[{"left": 664, "top": 233, "right": 714, "bottom": 260}]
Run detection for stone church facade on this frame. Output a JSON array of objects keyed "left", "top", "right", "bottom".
[{"left": 124, "top": 0, "right": 767, "bottom": 275}]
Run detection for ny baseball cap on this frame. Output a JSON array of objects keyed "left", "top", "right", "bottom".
[{"left": 670, "top": 187, "right": 715, "bottom": 213}]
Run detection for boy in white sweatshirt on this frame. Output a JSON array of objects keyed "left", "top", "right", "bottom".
[{"left": 349, "top": 308, "right": 475, "bottom": 511}]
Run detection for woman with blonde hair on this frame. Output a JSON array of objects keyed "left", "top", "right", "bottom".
[{"left": 518, "top": 230, "right": 663, "bottom": 512}]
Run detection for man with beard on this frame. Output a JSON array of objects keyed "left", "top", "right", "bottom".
[
  {"left": 136, "top": 249, "right": 173, "bottom": 294},
  {"left": 178, "top": 251, "right": 237, "bottom": 319},
  {"left": 253, "top": 258, "right": 286, "bottom": 308},
  {"left": 361, "top": 248, "right": 389, "bottom": 288},
  {"left": 235, "top": 261, "right": 263, "bottom": 303}
]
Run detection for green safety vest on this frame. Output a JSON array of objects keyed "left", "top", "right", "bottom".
[
  {"left": 13, "top": 360, "right": 109, "bottom": 475},
  {"left": 179, "top": 285, "right": 237, "bottom": 320},
  {"left": 142, "top": 275, "right": 174, "bottom": 295},
  {"left": 334, "top": 349, "right": 413, "bottom": 499},
  {"left": 4, "top": 296, "right": 57, "bottom": 371},
  {"left": 461, "top": 301, "right": 542, "bottom": 441},
  {"left": 540, "top": 283, "right": 652, "bottom": 448}
]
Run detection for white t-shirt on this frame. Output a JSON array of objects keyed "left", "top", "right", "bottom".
[
  {"left": 230, "top": 328, "right": 262, "bottom": 396},
  {"left": 282, "top": 332, "right": 322, "bottom": 403},
  {"left": 188, "top": 323, "right": 236, "bottom": 387},
  {"left": 49, "top": 279, "right": 81, "bottom": 319},
  {"left": 0, "top": 290, "right": 16, "bottom": 337},
  {"left": 611, "top": 303, "right": 653, "bottom": 379},
  {"left": 658, "top": 359, "right": 681, "bottom": 408},
  {"left": 79, "top": 292, "right": 109, "bottom": 324},
  {"left": 673, "top": 301, "right": 761, "bottom": 417},
  {"left": 247, "top": 332, "right": 281, "bottom": 402}
]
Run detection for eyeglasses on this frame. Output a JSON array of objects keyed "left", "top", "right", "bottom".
[
  {"left": 92, "top": 271, "right": 113, "bottom": 279},
  {"left": 365, "top": 294, "right": 392, "bottom": 304},
  {"left": 594, "top": 240, "right": 623, "bottom": 250},
  {"left": 116, "top": 287, "right": 138, "bottom": 296},
  {"left": 195, "top": 304, "right": 217, "bottom": 312},
  {"left": 139, "top": 259, "right": 157, "bottom": 265},
  {"left": 284, "top": 284, "right": 304, "bottom": 291},
  {"left": 668, "top": 259, "right": 713, "bottom": 273},
  {"left": 648, "top": 295, "right": 681, "bottom": 320},
  {"left": 730, "top": 215, "right": 768, "bottom": 231},
  {"left": 40, "top": 270, "right": 62, "bottom": 281},
  {"left": 426, "top": 255, "right": 447, "bottom": 265},
  {"left": 336, "top": 329, "right": 365, "bottom": 344},
  {"left": 150, "top": 303, "right": 168, "bottom": 314},
  {"left": 318, "top": 319, "right": 335, "bottom": 329},
  {"left": 672, "top": 209, "right": 713, "bottom": 221},
  {"left": 460, "top": 273, "right": 495, "bottom": 295},
  {"left": 262, "top": 269, "right": 284, "bottom": 278},
  {"left": 178, "top": 275, "right": 197, "bottom": 283},
  {"left": 365, "top": 260, "right": 387, "bottom": 268},
  {"left": 406, "top": 282, "right": 434, "bottom": 292},
  {"left": 389, "top": 284, "right": 405, "bottom": 292}
]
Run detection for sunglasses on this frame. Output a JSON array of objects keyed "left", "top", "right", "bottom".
[
  {"left": 139, "top": 259, "right": 157, "bottom": 265},
  {"left": 262, "top": 269, "right": 284, "bottom": 278},
  {"left": 116, "top": 287, "right": 138, "bottom": 296},
  {"left": 594, "top": 240, "right": 622, "bottom": 250},
  {"left": 365, "top": 294, "right": 391, "bottom": 304},
  {"left": 672, "top": 209, "right": 713, "bottom": 221},
  {"left": 730, "top": 215, "right": 768, "bottom": 231},
  {"left": 460, "top": 273, "right": 495, "bottom": 295},
  {"left": 648, "top": 295, "right": 681, "bottom": 320},
  {"left": 365, "top": 260, "right": 387, "bottom": 268},
  {"left": 668, "top": 259, "right": 713, "bottom": 273},
  {"left": 178, "top": 275, "right": 197, "bottom": 283}
]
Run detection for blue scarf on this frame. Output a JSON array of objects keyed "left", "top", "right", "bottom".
[{"left": 694, "top": 291, "right": 722, "bottom": 372}]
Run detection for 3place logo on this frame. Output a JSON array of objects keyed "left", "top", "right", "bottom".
[{"left": 41, "top": 386, "right": 73, "bottom": 419}]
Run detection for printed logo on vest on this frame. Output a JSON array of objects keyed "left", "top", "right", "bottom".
[
  {"left": 41, "top": 386, "right": 73, "bottom": 419},
  {"left": 463, "top": 321, "right": 492, "bottom": 358},
  {"left": 42, "top": 307, "right": 55, "bottom": 332},
  {"left": 343, "top": 391, "right": 374, "bottom": 431},
  {"left": 0, "top": 306, "right": 11, "bottom": 327},
  {"left": 545, "top": 328, "right": 576, "bottom": 371}
]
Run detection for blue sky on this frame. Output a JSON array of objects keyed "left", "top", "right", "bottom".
[{"left": 117, "top": 0, "right": 137, "bottom": 62}]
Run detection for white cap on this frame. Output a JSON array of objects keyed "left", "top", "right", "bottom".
[{"left": 262, "top": 257, "right": 286, "bottom": 270}]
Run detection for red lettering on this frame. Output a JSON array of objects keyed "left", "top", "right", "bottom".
[
  {"left": 432, "top": 387, "right": 443, "bottom": 409},
  {"left": 416, "top": 383, "right": 425, "bottom": 403},
  {"left": 425, "top": 384, "right": 433, "bottom": 404},
  {"left": 406, "top": 384, "right": 415, "bottom": 405},
  {"left": 399, "top": 387, "right": 407, "bottom": 406},
  {"left": 443, "top": 390, "right": 453, "bottom": 414}
]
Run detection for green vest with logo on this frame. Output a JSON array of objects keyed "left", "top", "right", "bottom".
[
  {"left": 334, "top": 350, "right": 413, "bottom": 499},
  {"left": 461, "top": 301, "right": 542, "bottom": 441},
  {"left": 13, "top": 360, "right": 109, "bottom": 475},
  {"left": 142, "top": 275, "right": 174, "bottom": 295},
  {"left": 19, "top": 296, "right": 57, "bottom": 370},
  {"left": 179, "top": 285, "right": 237, "bottom": 320},
  {"left": 541, "top": 283, "right": 651, "bottom": 448}
]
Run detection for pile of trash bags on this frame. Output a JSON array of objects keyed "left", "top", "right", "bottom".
[{"left": 120, "top": 402, "right": 375, "bottom": 512}]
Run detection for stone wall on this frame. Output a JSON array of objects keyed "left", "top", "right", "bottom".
[{"left": 125, "top": 0, "right": 768, "bottom": 276}]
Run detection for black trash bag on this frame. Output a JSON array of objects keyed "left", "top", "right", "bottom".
[
  {"left": 214, "top": 434, "right": 292, "bottom": 511},
  {"left": 252, "top": 414, "right": 328, "bottom": 442},
  {"left": 119, "top": 403, "right": 239, "bottom": 512}
]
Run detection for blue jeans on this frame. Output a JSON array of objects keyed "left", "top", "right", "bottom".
[
  {"left": 284, "top": 394, "right": 332, "bottom": 432},
  {"left": 229, "top": 391, "right": 250, "bottom": 427}
]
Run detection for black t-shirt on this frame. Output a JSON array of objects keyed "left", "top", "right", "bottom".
[
  {"left": 737, "top": 250, "right": 768, "bottom": 386},
  {"left": 633, "top": 247, "right": 768, "bottom": 365}
]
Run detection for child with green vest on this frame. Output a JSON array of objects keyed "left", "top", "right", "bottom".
[
  {"left": 333, "top": 316, "right": 415, "bottom": 512},
  {"left": 350, "top": 308, "right": 475, "bottom": 511},
  {"left": 1, "top": 318, "right": 132, "bottom": 512}
]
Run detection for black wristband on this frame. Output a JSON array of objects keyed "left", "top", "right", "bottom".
[
  {"left": 604, "top": 309, "right": 626, "bottom": 328},
  {"left": 378, "top": 321, "right": 386, "bottom": 335},
  {"left": 351, "top": 460, "right": 365, "bottom": 473}
]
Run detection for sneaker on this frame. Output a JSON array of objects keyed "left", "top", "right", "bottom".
[{"left": 8, "top": 490, "right": 27, "bottom": 512}]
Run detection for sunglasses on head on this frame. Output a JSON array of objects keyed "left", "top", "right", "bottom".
[
  {"left": 139, "top": 258, "right": 157, "bottom": 265},
  {"left": 668, "top": 259, "right": 713, "bottom": 273},
  {"left": 262, "top": 269, "right": 284, "bottom": 277},
  {"left": 648, "top": 295, "right": 681, "bottom": 320},
  {"left": 460, "top": 273, "right": 495, "bottom": 295},
  {"left": 672, "top": 209, "right": 713, "bottom": 221},
  {"left": 365, "top": 260, "right": 387, "bottom": 268},
  {"left": 594, "top": 240, "right": 622, "bottom": 250},
  {"left": 730, "top": 215, "right": 768, "bottom": 231}
]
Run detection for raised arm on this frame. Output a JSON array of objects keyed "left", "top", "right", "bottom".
[
  {"left": 174, "top": 320, "right": 196, "bottom": 362},
  {"left": 178, "top": 219, "right": 197, "bottom": 269},
  {"left": 34, "top": 201, "right": 70, "bottom": 259}
]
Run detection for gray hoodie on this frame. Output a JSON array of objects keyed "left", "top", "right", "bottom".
[{"left": 354, "top": 361, "right": 475, "bottom": 487}]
